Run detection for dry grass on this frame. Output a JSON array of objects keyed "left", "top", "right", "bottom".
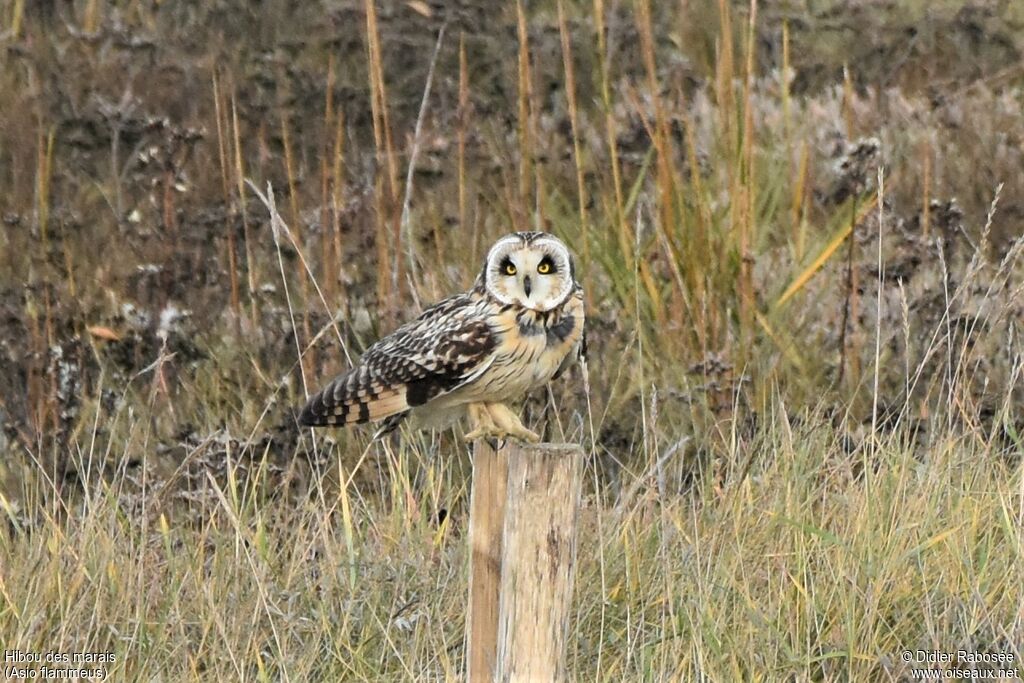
[
  {"left": 2, "top": 0, "right": 1024, "bottom": 680},
  {"left": 3, "top": 403, "right": 1023, "bottom": 680}
]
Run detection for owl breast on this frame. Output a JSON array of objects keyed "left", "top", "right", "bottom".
[{"left": 452, "top": 289, "right": 585, "bottom": 404}]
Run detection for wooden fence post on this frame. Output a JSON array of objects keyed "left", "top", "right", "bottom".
[
  {"left": 495, "top": 443, "right": 583, "bottom": 682},
  {"left": 466, "top": 438, "right": 507, "bottom": 682}
]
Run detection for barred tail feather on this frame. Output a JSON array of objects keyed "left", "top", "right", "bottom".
[{"left": 298, "top": 372, "right": 411, "bottom": 427}]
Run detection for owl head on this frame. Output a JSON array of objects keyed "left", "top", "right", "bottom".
[{"left": 478, "top": 232, "right": 577, "bottom": 311}]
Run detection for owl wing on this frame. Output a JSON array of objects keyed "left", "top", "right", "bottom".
[
  {"left": 552, "top": 326, "right": 586, "bottom": 380},
  {"left": 298, "top": 294, "right": 497, "bottom": 428}
]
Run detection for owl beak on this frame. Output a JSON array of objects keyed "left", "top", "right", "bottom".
[{"left": 523, "top": 275, "right": 532, "bottom": 298}]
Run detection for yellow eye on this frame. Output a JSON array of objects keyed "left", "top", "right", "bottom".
[
  {"left": 537, "top": 262, "right": 551, "bottom": 274},
  {"left": 505, "top": 263, "right": 517, "bottom": 275}
]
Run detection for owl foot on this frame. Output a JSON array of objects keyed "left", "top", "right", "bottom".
[
  {"left": 463, "top": 403, "right": 499, "bottom": 443},
  {"left": 463, "top": 402, "right": 541, "bottom": 444},
  {"left": 487, "top": 402, "right": 541, "bottom": 443}
]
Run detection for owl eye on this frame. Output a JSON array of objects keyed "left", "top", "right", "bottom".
[
  {"left": 503, "top": 261, "right": 517, "bottom": 276},
  {"left": 537, "top": 257, "right": 556, "bottom": 274}
]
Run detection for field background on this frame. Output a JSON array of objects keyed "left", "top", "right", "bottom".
[{"left": 2, "top": 0, "right": 1024, "bottom": 680}]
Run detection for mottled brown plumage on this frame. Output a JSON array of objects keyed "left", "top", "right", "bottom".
[
  {"left": 299, "top": 232, "right": 585, "bottom": 441},
  {"left": 298, "top": 292, "right": 499, "bottom": 428}
]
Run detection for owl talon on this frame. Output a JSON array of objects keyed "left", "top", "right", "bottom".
[
  {"left": 463, "top": 428, "right": 509, "bottom": 447},
  {"left": 463, "top": 429, "right": 493, "bottom": 443},
  {"left": 513, "top": 429, "right": 541, "bottom": 444},
  {"left": 463, "top": 403, "right": 496, "bottom": 443},
  {"left": 463, "top": 426, "right": 510, "bottom": 447},
  {"left": 486, "top": 402, "right": 541, "bottom": 443},
  {"left": 463, "top": 402, "right": 540, "bottom": 444}
]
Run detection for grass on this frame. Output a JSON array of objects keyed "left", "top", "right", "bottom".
[
  {"left": 1, "top": 0, "right": 1024, "bottom": 679},
  {"left": 3, "top": 403, "right": 1022, "bottom": 679}
]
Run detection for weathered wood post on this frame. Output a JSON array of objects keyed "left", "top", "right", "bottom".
[
  {"left": 497, "top": 443, "right": 584, "bottom": 682},
  {"left": 466, "top": 439, "right": 508, "bottom": 681},
  {"left": 466, "top": 441, "right": 584, "bottom": 682}
]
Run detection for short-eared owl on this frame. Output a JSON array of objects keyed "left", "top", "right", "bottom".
[{"left": 298, "top": 232, "right": 585, "bottom": 442}]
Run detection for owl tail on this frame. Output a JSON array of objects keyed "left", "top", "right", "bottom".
[{"left": 298, "top": 371, "right": 411, "bottom": 428}]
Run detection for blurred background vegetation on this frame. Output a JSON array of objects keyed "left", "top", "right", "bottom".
[{"left": 1, "top": 1, "right": 1023, "bottom": 679}]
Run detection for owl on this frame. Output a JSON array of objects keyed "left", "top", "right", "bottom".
[{"left": 298, "top": 232, "right": 585, "bottom": 443}]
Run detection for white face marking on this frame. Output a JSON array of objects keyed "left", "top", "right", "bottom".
[{"left": 484, "top": 234, "right": 574, "bottom": 311}]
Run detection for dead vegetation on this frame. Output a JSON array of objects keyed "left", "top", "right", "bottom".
[{"left": 1, "top": 0, "right": 1023, "bottom": 679}]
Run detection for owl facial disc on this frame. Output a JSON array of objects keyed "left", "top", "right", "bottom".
[{"left": 482, "top": 232, "right": 576, "bottom": 312}]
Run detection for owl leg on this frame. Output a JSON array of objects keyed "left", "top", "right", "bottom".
[
  {"left": 483, "top": 402, "right": 541, "bottom": 444},
  {"left": 463, "top": 402, "right": 540, "bottom": 444},
  {"left": 463, "top": 402, "right": 499, "bottom": 443}
]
